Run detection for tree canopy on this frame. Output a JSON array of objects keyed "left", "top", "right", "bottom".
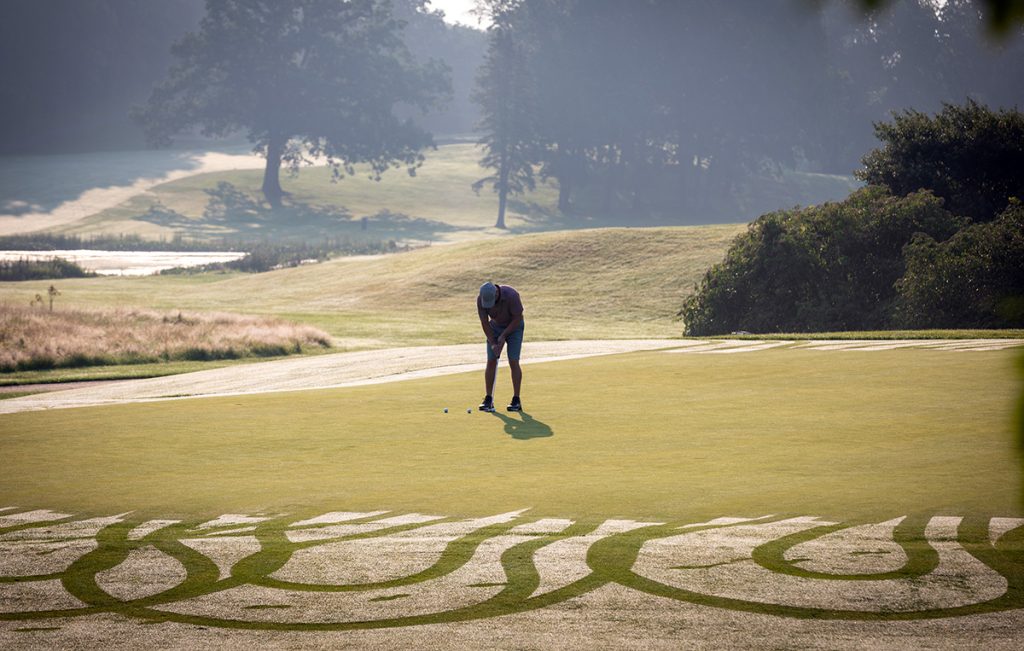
[
  {"left": 681, "top": 101, "right": 1024, "bottom": 334},
  {"left": 858, "top": 100, "right": 1024, "bottom": 223},
  {"left": 134, "top": 0, "right": 451, "bottom": 207},
  {"left": 469, "top": 0, "right": 1024, "bottom": 226}
]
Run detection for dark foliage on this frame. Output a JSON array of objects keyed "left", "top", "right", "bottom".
[
  {"left": 0, "top": 257, "right": 94, "bottom": 281},
  {"left": 858, "top": 101, "right": 1024, "bottom": 222},
  {"left": 680, "top": 187, "right": 965, "bottom": 335},
  {"left": 134, "top": 0, "right": 450, "bottom": 208},
  {"left": 160, "top": 238, "right": 406, "bottom": 275},
  {"left": 897, "top": 200, "right": 1024, "bottom": 328},
  {"left": 0, "top": 233, "right": 240, "bottom": 252}
]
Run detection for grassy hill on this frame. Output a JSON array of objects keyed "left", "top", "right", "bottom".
[
  {"left": 56, "top": 144, "right": 556, "bottom": 242},
  {"left": 53, "top": 143, "right": 856, "bottom": 243},
  {"left": 0, "top": 225, "right": 745, "bottom": 349}
]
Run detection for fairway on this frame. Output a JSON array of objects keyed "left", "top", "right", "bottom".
[
  {"left": 2, "top": 345, "right": 1024, "bottom": 644},
  {"left": 2, "top": 347, "right": 1019, "bottom": 519}
]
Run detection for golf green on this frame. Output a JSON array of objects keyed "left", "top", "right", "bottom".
[{"left": 1, "top": 348, "right": 1020, "bottom": 521}]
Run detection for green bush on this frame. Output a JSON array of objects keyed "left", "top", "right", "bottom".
[
  {"left": 858, "top": 101, "right": 1024, "bottom": 223},
  {"left": 0, "top": 257, "right": 94, "bottom": 281},
  {"left": 896, "top": 201, "right": 1024, "bottom": 328},
  {"left": 681, "top": 187, "right": 965, "bottom": 335}
]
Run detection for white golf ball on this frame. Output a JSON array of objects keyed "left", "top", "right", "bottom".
[
  {"left": 443, "top": 408, "right": 448, "bottom": 413},
  {"left": 467, "top": 408, "right": 472, "bottom": 413}
]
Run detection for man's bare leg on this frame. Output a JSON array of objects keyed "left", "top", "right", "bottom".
[
  {"left": 485, "top": 358, "right": 498, "bottom": 396},
  {"left": 509, "top": 359, "right": 522, "bottom": 398}
]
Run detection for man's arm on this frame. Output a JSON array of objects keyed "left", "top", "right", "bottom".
[
  {"left": 495, "top": 313, "right": 523, "bottom": 347},
  {"left": 479, "top": 306, "right": 496, "bottom": 344}
]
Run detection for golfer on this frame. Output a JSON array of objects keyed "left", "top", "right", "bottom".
[{"left": 477, "top": 281, "right": 524, "bottom": 412}]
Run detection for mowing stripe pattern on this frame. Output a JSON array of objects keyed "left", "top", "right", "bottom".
[{"left": 2, "top": 507, "right": 1024, "bottom": 630}]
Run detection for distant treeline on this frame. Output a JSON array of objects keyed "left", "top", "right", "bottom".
[
  {"left": 0, "top": 235, "right": 410, "bottom": 280},
  {"left": 681, "top": 102, "right": 1024, "bottom": 333},
  {"left": 0, "top": 257, "right": 94, "bottom": 282},
  {"left": 474, "top": 0, "right": 1024, "bottom": 224},
  {"left": 0, "top": 233, "right": 245, "bottom": 252},
  {"left": 160, "top": 238, "right": 409, "bottom": 275}
]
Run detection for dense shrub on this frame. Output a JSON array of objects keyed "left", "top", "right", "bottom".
[
  {"left": 681, "top": 187, "right": 965, "bottom": 335},
  {"left": 0, "top": 257, "right": 94, "bottom": 281},
  {"left": 858, "top": 101, "right": 1024, "bottom": 223},
  {"left": 896, "top": 201, "right": 1024, "bottom": 328}
]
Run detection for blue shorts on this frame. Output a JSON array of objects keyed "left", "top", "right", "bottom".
[{"left": 487, "top": 321, "right": 524, "bottom": 361}]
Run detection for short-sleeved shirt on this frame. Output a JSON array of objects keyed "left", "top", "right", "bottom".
[{"left": 477, "top": 284, "right": 524, "bottom": 328}]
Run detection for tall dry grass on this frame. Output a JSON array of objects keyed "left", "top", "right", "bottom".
[{"left": 0, "top": 303, "right": 331, "bottom": 372}]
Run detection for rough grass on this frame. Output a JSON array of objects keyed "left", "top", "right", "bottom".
[
  {"left": 0, "top": 303, "right": 332, "bottom": 372},
  {"left": 0, "top": 348, "right": 1018, "bottom": 521},
  {"left": 0, "top": 226, "right": 745, "bottom": 348}
]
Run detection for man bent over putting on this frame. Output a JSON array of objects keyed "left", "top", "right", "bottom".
[{"left": 477, "top": 281, "right": 524, "bottom": 412}]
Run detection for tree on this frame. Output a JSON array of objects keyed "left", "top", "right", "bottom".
[
  {"left": 680, "top": 187, "right": 965, "bottom": 335},
  {"left": 847, "top": 0, "right": 1024, "bottom": 36},
  {"left": 472, "top": 1, "right": 537, "bottom": 229},
  {"left": 134, "top": 0, "right": 451, "bottom": 208},
  {"left": 858, "top": 101, "right": 1024, "bottom": 222},
  {"left": 897, "top": 200, "right": 1024, "bottom": 327}
]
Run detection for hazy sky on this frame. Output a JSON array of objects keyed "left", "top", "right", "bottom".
[{"left": 428, "top": 0, "right": 486, "bottom": 28}]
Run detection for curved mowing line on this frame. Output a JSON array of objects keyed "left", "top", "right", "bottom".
[
  {"left": 2, "top": 511, "right": 1023, "bottom": 630},
  {"left": 253, "top": 523, "right": 520, "bottom": 593},
  {"left": 750, "top": 514, "right": 939, "bottom": 581}
]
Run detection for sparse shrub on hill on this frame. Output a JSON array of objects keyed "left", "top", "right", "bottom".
[
  {"left": 0, "top": 305, "right": 332, "bottom": 372},
  {"left": 896, "top": 200, "right": 1024, "bottom": 329},
  {"left": 680, "top": 187, "right": 964, "bottom": 335}
]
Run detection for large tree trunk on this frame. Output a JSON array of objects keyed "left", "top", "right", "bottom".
[
  {"left": 558, "top": 175, "right": 572, "bottom": 214},
  {"left": 262, "top": 134, "right": 285, "bottom": 209},
  {"left": 495, "top": 157, "right": 510, "bottom": 229},
  {"left": 496, "top": 187, "right": 508, "bottom": 229}
]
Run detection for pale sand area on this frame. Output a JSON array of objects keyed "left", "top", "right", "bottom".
[
  {"left": 0, "top": 339, "right": 682, "bottom": 414},
  {"left": 0, "top": 151, "right": 265, "bottom": 236}
]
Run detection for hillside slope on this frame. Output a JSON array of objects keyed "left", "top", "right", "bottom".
[{"left": 0, "top": 226, "right": 744, "bottom": 346}]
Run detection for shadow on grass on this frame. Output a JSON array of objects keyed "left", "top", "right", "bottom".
[
  {"left": 137, "top": 181, "right": 464, "bottom": 242},
  {"left": 506, "top": 198, "right": 719, "bottom": 233},
  {"left": 490, "top": 410, "right": 553, "bottom": 440},
  {"left": 0, "top": 148, "right": 229, "bottom": 217}
]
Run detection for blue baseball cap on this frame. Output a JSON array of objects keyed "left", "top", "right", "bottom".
[{"left": 479, "top": 282, "right": 497, "bottom": 308}]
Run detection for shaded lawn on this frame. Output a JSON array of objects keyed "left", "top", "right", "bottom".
[{"left": 0, "top": 348, "right": 1019, "bottom": 521}]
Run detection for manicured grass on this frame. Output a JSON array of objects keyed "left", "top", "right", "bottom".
[{"left": 1, "top": 348, "right": 1019, "bottom": 521}]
